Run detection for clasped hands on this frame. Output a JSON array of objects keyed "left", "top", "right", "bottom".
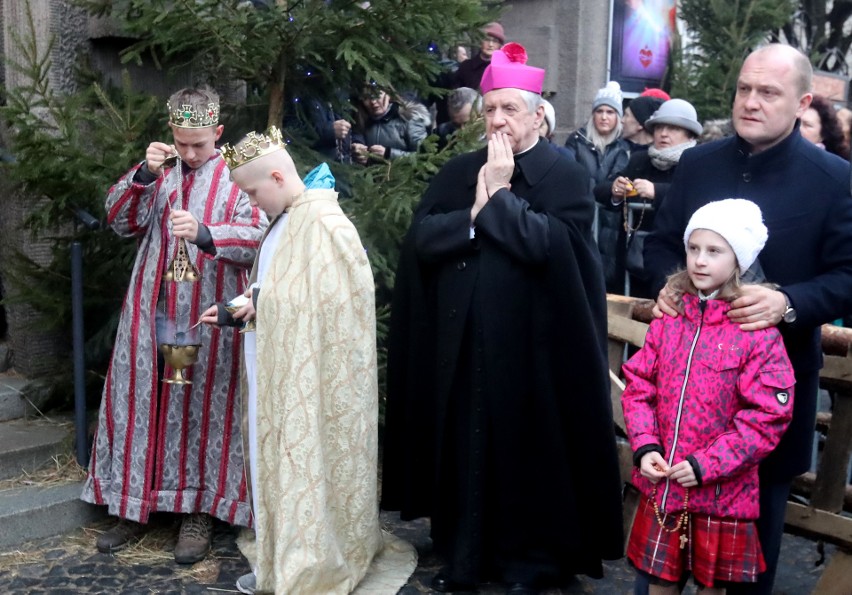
[
  {"left": 640, "top": 451, "right": 697, "bottom": 487},
  {"left": 351, "top": 142, "right": 386, "bottom": 165},
  {"left": 472, "top": 132, "right": 514, "bottom": 222},
  {"left": 612, "top": 176, "right": 654, "bottom": 200}
]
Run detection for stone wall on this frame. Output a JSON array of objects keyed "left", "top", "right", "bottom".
[
  {"left": 0, "top": 1, "right": 89, "bottom": 376},
  {"left": 499, "top": 0, "right": 611, "bottom": 144}
]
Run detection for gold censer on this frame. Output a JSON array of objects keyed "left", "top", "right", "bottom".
[{"left": 160, "top": 153, "right": 201, "bottom": 383}]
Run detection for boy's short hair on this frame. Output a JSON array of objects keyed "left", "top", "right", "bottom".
[{"left": 168, "top": 86, "right": 220, "bottom": 128}]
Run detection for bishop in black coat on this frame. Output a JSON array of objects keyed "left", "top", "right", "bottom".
[{"left": 381, "top": 59, "right": 623, "bottom": 589}]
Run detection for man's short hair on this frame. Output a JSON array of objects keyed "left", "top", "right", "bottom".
[
  {"left": 168, "top": 86, "right": 220, "bottom": 109},
  {"left": 448, "top": 87, "right": 478, "bottom": 116}
]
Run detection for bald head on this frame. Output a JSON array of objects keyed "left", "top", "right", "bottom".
[
  {"left": 230, "top": 146, "right": 305, "bottom": 217},
  {"left": 747, "top": 44, "right": 812, "bottom": 96},
  {"left": 234, "top": 146, "right": 297, "bottom": 181},
  {"left": 732, "top": 43, "right": 813, "bottom": 154}
]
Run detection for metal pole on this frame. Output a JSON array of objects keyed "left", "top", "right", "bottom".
[{"left": 71, "top": 240, "right": 88, "bottom": 468}]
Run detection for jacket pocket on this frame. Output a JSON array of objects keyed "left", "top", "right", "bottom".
[
  {"left": 758, "top": 366, "right": 795, "bottom": 390},
  {"left": 697, "top": 343, "right": 742, "bottom": 372}
]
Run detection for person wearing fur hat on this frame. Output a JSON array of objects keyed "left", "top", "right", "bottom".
[
  {"left": 453, "top": 21, "right": 505, "bottom": 90},
  {"left": 622, "top": 199, "right": 795, "bottom": 595},
  {"left": 595, "top": 98, "right": 702, "bottom": 296},
  {"left": 382, "top": 41, "right": 623, "bottom": 595},
  {"left": 351, "top": 87, "right": 430, "bottom": 164}
]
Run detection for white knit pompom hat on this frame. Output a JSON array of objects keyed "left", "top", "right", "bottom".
[
  {"left": 592, "top": 81, "right": 623, "bottom": 117},
  {"left": 683, "top": 199, "right": 768, "bottom": 273}
]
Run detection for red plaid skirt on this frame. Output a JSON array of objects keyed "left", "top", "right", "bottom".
[{"left": 627, "top": 496, "right": 766, "bottom": 587}]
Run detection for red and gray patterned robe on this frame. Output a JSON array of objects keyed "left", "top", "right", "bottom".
[{"left": 81, "top": 153, "right": 266, "bottom": 526}]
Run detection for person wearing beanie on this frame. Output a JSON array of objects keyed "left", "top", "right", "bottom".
[
  {"left": 594, "top": 97, "right": 702, "bottom": 296},
  {"left": 623, "top": 198, "right": 794, "bottom": 595},
  {"left": 563, "top": 80, "right": 630, "bottom": 189},
  {"left": 622, "top": 95, "right": 665, "bottom": 151},
  {"left": 564, "top": 80, "right": 629, "bottom": 295},
  {"left": 384, "top": 41, "right": 623, "bottom": 595},
  {"left": 452, "top": 21, "right": 505, "bottom": 90},
  {"left": 645, "top": 44, "right": 852, "bottom": 595}
]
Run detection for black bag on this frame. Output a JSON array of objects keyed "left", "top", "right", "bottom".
[
  {"left": 596, "top": 207, "right": 623, "bottom": 292},
  {"left": 625, "top": 229, "right": 650, "bottom": 280}
]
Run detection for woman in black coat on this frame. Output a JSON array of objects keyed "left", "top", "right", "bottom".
[{"left": 594, "top": 99, "right": 702, "bottom": 297}]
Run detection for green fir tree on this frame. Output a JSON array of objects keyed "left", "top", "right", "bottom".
[
  {"left": 1, "top": 0, "right": 493, "bottom": 407},
  {"left": 1, "top": 4, "right": 167, "bottom": 405},
  {"left": 77, "top": 0, "right": 495, "bottom": 129},
  {"left": 669, "top": 0, "right": 796, "bottom": 120}
]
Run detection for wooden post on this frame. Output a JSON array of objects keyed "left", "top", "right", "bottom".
[
  {"left": 607, "top": 299, "right": 634, "bottom": 435},
  {"left": 811, "top": 389, "right": 852, "bottom": 513}
]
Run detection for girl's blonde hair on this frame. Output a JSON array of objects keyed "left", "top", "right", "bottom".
[{"left": 665, "top": 268, "right": 742, "bottom": 312}]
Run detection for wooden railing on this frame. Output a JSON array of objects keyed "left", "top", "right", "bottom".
[{"left": 606, "top": 295, "right": 852, "bottom": 594}]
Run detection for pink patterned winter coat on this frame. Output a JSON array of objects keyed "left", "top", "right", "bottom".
[{"left": 621, "top": 294, "right": 794, "bottom": 520}]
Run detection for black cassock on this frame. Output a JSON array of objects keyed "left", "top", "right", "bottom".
[{"left": 382, "top": 139, "right": 624, "bottom": 586}]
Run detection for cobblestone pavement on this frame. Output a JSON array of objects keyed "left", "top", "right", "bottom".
[{"left": 0, "top": 510, "right": 834, "bottom": 594}]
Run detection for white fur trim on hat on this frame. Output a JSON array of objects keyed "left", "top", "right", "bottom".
[
  {"left": 592, "top": 81, "right": 623, "bottom": 117},
  {"left": 683, "top": 199, "right": 768, "bottom": 273},
  {"left": 541, "top": 99, "right": 556, "bottom": 134}
]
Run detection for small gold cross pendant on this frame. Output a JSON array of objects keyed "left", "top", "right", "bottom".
[{"left": 679, "top": 533, "right": 688, "bottom": 549}]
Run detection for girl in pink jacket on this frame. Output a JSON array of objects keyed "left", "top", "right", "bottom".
[{"left": 622, "top": 199, "right": 795, "bottom": 594}]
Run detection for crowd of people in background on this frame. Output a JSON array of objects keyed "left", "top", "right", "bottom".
[{"left": 292, "top": 20, "right": 852, "bottom": 303}]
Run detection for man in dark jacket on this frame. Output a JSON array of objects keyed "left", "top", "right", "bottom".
[
  {"left": 645, "top": 43, "right": 852, "bottom": 595},
  {"left": 381, "top": 43, "right": 623, "bottom": 595}
]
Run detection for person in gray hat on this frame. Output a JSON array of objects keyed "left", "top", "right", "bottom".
[
  {"left": 644, "top": 98, "right": 704, "bottom": 137},
  {"left": 595, "top": 98, "right": 702, "bottom": 296}
]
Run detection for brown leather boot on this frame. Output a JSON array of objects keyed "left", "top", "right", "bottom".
[
  {"left": 173, "top": 513, "right": 213, "bottom": 564},
  {"left": 96, "top": 518, "right": 146, "bottom": 553}
]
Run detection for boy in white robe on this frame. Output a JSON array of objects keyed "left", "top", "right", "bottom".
[{"left": 201, "top": 127, "right": 415, "bottom": 594}]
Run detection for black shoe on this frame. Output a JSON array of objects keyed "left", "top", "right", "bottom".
[
  {"left": 431, "top": 572, "right": 476, "bottom": 593},
  {"left": 505, "top": 583, "right": 539, "bottom": 595}
]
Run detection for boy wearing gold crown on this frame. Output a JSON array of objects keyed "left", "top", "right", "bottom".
[
  {"left": 199, "top": 128, "right": 415, "bottom": 594},
  {"left": 81, "top": 87, "right": 266, "bottom": 563}
]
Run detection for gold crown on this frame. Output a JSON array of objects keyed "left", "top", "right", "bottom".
[
  {"left": 220, "top": 126, "right": 285, "bottom": 170},
  {"left": 168, "top": 100, "right": 220, "bottom": 128}
]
